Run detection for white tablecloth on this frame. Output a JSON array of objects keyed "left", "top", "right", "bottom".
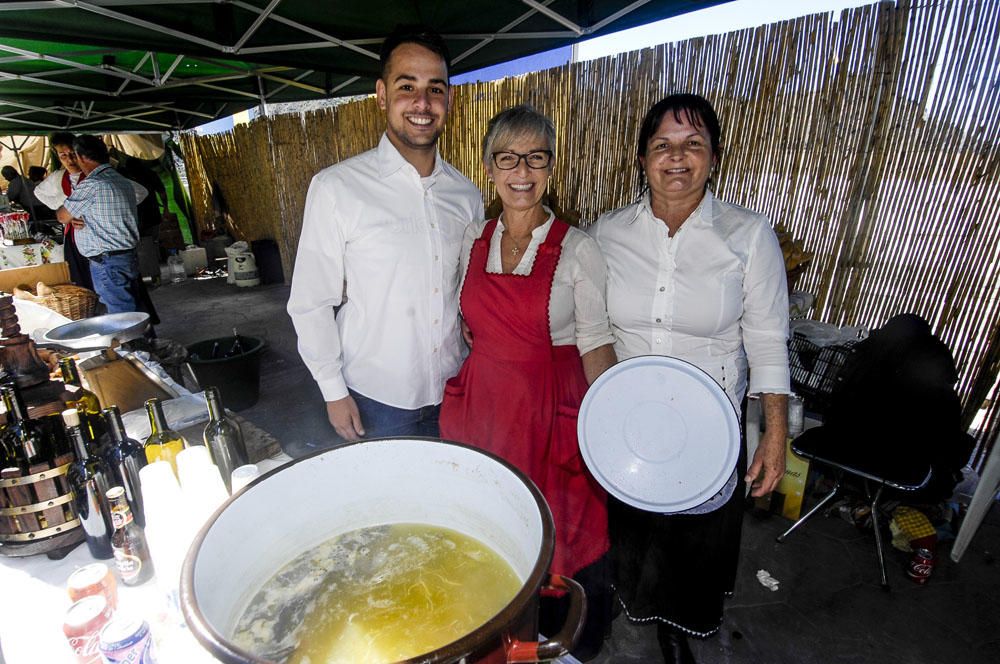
[
  {"left": 0, "top": 240, "right": 64, "bottom": 269},
  {"left": 0, "top": 454, "right": 290, "bottom": 663}
]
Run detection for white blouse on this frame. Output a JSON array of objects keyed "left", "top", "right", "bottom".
[
  {"left": 459, "top": 209, "right": 615, "bottom": 356},
  {"left": 588, "top": 191, "right": 790, "bottom": 407}
]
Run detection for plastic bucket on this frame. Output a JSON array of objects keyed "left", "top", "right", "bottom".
[{"left": 186, "top": 336, "right": 265, "bottom": 411}]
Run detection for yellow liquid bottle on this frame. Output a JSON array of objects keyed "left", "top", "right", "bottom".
[
  {"left": 60, "top": 357, "right": 106, "bottom": 442},
  {"left": 143, "top": 398, "right": 186, "bottom": 475}
]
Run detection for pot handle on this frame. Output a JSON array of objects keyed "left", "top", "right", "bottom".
[{"left": 506, "top": 574, "right": 586, "bottom": 663}]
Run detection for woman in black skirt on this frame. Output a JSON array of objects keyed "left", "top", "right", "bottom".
[{"left": 588, "top": 94, "right": 791, "bottom": 663}]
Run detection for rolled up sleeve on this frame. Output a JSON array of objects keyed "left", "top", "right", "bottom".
[{"left": 742, "top": 222, "right": 790, "bottom": 395}]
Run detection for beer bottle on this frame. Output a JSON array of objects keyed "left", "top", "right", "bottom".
[
  {"left": 203, "top": 387, "right": 249, "bottom": 493},
  {"left": 64, "top": 408, "right": 113, "bottom": 559},
  {"left": 142, "top": 398, "right": 185, "bottom": 475},
  {"left": 101, "top": 406, "right": 147, "bottom": 528},
  {"left": 106, "top": 485, "right": 155, "bottom": 586}
]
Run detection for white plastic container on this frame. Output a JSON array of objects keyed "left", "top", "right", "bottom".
[
  {"left": 181, "top": 246, "right": 208, "bottom": 276},
  {"left": 232, "top": 254, "right": 260, "bottom": 288}
]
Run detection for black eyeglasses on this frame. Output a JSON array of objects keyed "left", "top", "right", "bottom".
[{"left": 491, "top": 150, "right": 553, "bottom": 170}]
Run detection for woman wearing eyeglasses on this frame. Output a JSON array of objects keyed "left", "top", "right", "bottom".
[{"left": 440, "top": 105, "right": 616, "bottom": 660}]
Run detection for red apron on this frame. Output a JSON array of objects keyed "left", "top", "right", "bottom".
[{"left": 440, "top": 218, "right": 608, "bottom": 578}]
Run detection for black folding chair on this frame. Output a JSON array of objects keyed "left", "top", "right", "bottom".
[{"left": 776, "top": 428, "right": 931, "bottom": 589}]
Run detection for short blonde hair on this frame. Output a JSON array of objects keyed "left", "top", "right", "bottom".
[{"left": 482, "top": 105, "right": 556, "bottom": 165}]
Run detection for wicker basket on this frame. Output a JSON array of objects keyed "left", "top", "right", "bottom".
[{"left": 12, "top": 281, "right": 99, "bottom": 321}]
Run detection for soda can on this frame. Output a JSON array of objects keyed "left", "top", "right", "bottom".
[
  {"left": 67, "top": 563, "right": 118, "bottom": 611},
  {"left": 906, "top": 547, "right": 935, "bottom": 584},
  {"left": 99, "top": 614, "right": 157, "bottom": 664},
  {"left": 63, "top": 595, "right": 113, "bottom": 664}
]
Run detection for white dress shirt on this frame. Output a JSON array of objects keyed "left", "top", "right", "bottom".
[
  {"left": 589, "top": 190, "right": 790, "bottom": 409},
  {"left": 34, "top": 169, "right": 82, "bottom": 209},
  {"left": 287, "top": 134, "right": 484, "bottom": 409},
  {"left": 459, "top": 209, "right": 615, "bottom": 355},
  {"left": 35, "top": 168, "right": 147, "bottom": 210}
]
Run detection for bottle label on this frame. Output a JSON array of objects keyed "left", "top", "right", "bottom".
[
  {"left": 65, "top": 384, "right": 81, "bottom": 393},
  {"left": 110, "top": 510, "right": 132, "bottom": 529},
  {"left": 113, "top": 549, "right": 143, "bottom": 582}
]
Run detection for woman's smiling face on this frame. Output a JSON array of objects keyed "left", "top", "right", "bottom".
[
  {"left": 640, "top": 109, "right": 716, "bottom": 207},
  {"left": 487, "top": 134, "right": 553, "bottom": 216}
]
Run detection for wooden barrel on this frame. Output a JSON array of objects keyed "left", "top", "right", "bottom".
[{"left": 0, "top": 453, "right": 84, "bottom": 556}]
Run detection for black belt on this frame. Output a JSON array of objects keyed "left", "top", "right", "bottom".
[{"left": 88, "top": 248, "right": 134, "bottom": 263}]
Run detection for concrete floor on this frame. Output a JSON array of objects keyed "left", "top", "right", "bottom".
[{"left": 150, "top": 276, "right": 1000, "bottom": 664}]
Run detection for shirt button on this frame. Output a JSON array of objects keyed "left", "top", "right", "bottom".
[
  {"left": 434, "top": 255, "right": 439, "bottom": 261},
  {"left": 655, "top": 318, "right": 662, "bottom": 323},
  {"left": 433, "top": 288, "right": 439, "bottom": 293},
  {"left": 659, "top": 286, "right": 665, "bottom": 292},
  {"left": 434, "top": 319, "right": 439, "bottom": 325},
  {"left": 655, "top": 338, "right": 662, "bottom": 344}
]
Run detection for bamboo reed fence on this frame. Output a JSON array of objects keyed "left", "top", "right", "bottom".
[{"left": 180, "top": 0, "right": 1000, "bottom": 468}]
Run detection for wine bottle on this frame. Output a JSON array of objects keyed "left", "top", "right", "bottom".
[
  {"left": 64, "top": 408, "right": 114, "bottom": 559},
  {"left": 143, "top": 398, "right": 185, "bottom": 475},
  {"left": 202, "top": 387, "right": 249, "bottom": 493},
  {"left": 59, "top": 357, "right": 106, "bottom": 446},
  {"left": 107, "top": 485, "right": 155, "bottom": 586},
  {"left": 101, "top": 406, "right": 147, "bottom": 528},
  {"left": 2, "top": 386, "right": 49, "bottom": 471}
]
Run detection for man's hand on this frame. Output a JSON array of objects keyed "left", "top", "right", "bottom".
[
  {"left": 746, "top": 429, "right": 786, "bottom": 497},
  {"left": 70, "top": 217, "right": 85, "bottom": 230},
  {"left": 326, "top": 395, "right": 365, "bottom": 441}
]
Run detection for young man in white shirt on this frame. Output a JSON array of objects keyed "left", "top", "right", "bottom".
[{"left": 287, "top": 25, "right": 483, "bottom": 444}]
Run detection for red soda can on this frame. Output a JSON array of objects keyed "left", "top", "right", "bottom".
[
  {"left": 63, "top": 595, "right": 113, "bottom": 663},
  {"left": 906, "top": 547, "right": 935, "bottom": 584}
]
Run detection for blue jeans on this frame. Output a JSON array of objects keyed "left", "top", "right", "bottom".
[
  {"left": 88, "top": 251, "right": 141, "bottom": 314},
  {"left": 349, "top": 388, "right": 441, "bottom": 439}
]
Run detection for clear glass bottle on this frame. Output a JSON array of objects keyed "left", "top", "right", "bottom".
[
  {"left": 107, "top": 485, "right": 155, "bottom": 585},
  {"left": 142, "top": 398, "right": 186, "bottom": 475},
  {"left": 101, "top": 406, "right": 147, "bottom": 528},
  {"left": 202, "top": 387, "right": 249, "bottom": 493},
  {"left": 64, "top": 408, "right": 114, "bottom": 559},
  {"left": 59, "top": 357, "right": 106, "bottom": 446}
]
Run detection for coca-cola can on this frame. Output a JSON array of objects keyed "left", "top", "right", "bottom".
[
  {"left": 906, "top": 547, "right": 935, "bottom": 584},
  {"left": 63, "top": 594, "right": 113, "bottom": 663}
]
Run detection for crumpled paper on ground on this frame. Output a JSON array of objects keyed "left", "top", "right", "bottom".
[
  {"left": 890, "top": 506, "right": 937, "bottom": 552},
  {"left": 756, "top": 569, "right": 780, "bottom": 592}
]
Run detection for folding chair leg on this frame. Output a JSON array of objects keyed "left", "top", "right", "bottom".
[
  {"left": 868, "top": 482, "right": 890, "bottom": 590},
  {"left": 776, "top": 478, "right": 842, "bottom": 543}
]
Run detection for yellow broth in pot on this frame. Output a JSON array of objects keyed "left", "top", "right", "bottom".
[{"left": 232, "top": 524, "right": 521, "bottom": 663}]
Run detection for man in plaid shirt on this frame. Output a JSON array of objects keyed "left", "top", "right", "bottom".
[{"left": 56, "top": 135, "right": 143, "bottom": 314}]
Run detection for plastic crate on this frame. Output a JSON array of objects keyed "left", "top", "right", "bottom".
[{"left": 788, "top": 334, "right": 856, "bottom": 415}]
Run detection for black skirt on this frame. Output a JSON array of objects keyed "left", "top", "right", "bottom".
[{"left": 610, "top": 452, "right": 747, "bottom": 638}]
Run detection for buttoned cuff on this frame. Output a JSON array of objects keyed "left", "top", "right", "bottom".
[
  {"left": 318, "top": 376, "right": 349, "bottom": 403},
  {"left": 748, "top": 365, "right": 791, "bottom": 396}
]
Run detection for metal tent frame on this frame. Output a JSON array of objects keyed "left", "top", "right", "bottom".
[{"left": 0, "top": 0, "right": 729, "bottom": 132}]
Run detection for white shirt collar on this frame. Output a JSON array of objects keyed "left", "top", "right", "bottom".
[
  {"left": 630, "top": 189, "right": 715, "bottom": 231},
  {"left": 497, "top": 206, "right": 556, "bottom": 236},
  {"left": 376, "top": 133, "right": 443, "bottom": 182}
]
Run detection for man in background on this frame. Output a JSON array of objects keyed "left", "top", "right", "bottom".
[
  {"left": 56, "top": 135, "right": 146, "bottom": 316},
  {"left": 288, "top": 25, "right": 483, "bottom": 443}
]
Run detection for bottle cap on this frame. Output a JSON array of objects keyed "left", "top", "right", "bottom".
[
  {"left": 62, "top": 408, "right": 81, "bottom": 427},
  {"left": 106, "top": 486, "right": 125, "bottom": 501}
]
